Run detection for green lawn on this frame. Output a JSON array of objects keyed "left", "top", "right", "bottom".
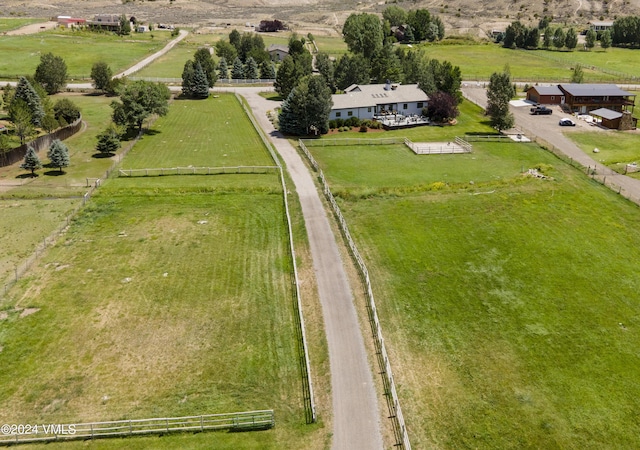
[
  {"left": 0, "top": 91, "right": 327, "bottom": 448},
  {"left": 0, "top": 18, "right": 46, "bottom": 32},
  {"left": 305, "top": 108, "right": 640, "bottom": 448},
  {"left": 0, "top": 30, "right": 172, "bottom": 79},
  {"left": 417, "top": 43, "right": 629, "bottom": 82},
  {"left": 569, "top": 131, "right": 640, "bottom": 175}
]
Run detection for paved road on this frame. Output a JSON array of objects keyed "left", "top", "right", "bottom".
[
  {"left": 462, "top": 86, "right": 640, "bottom": 203},
  {"left": 214, "top": 87, "right": 383, "bottom": 450}
]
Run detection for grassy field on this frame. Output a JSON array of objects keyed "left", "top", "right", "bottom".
[
  {"left": 417, "top": 43, "right": 631, "bottom": 82},
  {"left": 0, "top": 92, "right": 328, "bottom": 448},
  {"left": 0, "top": 17, "right": 45, "bottom": 32},
  {"left": 0, "top": 29, "right": 172, "bottom": 79},
  {"left": 305, "top": 105, "right": 640, "bottom": 448},
  {"left": 567, "top": 131, "right": 640, "bottom": 176}
]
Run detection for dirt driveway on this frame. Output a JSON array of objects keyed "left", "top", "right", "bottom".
[{"left": 5, "top": 21, "right": 57, "bottom": 35}]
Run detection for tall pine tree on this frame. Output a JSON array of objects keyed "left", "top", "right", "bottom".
[
  {"left": 231, "top": 57, "right": 244, "bottom": 79},
  {"left": 191, "top": 62, "right": 210, "bottom": 98},
  {"left": 20, "top": 145, "right": 42, "bottom": 176},
  {"left": 47, "top": 139, "right": 70, "bottom": 173},
  {"left": 218, "top": 57, "right": 229, "bottom": 79},
  {"left": 12, "top": 77, "right": 44, "bottom": 127}
]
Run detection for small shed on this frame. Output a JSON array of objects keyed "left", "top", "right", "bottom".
[
  {"left": 268, "top": 44, "right": 289, "bottom": 62},
  {"left": 590, "top": 108, "right": 623, "bottom": 129},
  {"left": 526, "top": 85, "right": 564, "bottom": 105}
]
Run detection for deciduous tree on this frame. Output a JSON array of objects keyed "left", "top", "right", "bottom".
[
  {"left": 9, "top": 99, "right": 35, "bottom": 144},
  {"left": 91, "top": 61, "right": 113, "bottom": 92},
  {"left": 585, "top": 29, "right": 597, "bottom": 50},
  {"left": 565, "top": 27, "right": 578, "bottom": 50},
  {"left": 34, "top": 53, "right": 67, "bottom": 94},
  {"left": 53, "top": 98, "right": 81, "bottom": 125},
  {"left": 342, "top": 13, "right": 384, "bottom": 59},
  {"left": 382, "top": 5, "right": 407, "bottom": 27},
  {"left": 426, "top": 91, "right": 459, "bottom": 122},
  {"left": 214, "top": 40, "right": 237, "bottom": 64},
  {"left": 553, "top": 28, "right": 565, "bottom": 50},
  {"left": 111, "top": 80, "right": 170, "bottom": 132},
  {"left": 571, "top": 63, "right": 584, "bottom": 83},
  {"left": 486, "top": 71, "right": 515, "bottom": 131},
  {"left": 600, "top": 30, "right": 612, "bottom": 49}
]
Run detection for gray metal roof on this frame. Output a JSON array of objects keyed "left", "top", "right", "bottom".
[
  {"left": 331, "top": 84, "right": 429, "bottom": 110},
  {"left": 590, "top": 108, "right": 623, "bottom": 120},
  {"left": 267, "top": 44, "right": 289, "bottom": 53},
  {"left": 559, "top": 84, "right": 634, "bottom": 97},
  {"left": 531, "top": 85, "right": 563, "bottom": 96}
]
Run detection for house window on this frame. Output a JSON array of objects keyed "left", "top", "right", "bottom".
[
  {"left": 348, "top": 111, "right": 353, "bottom": 116},
  {"left": 417, "top": 102, "right": 423, "bottom": 108},
  {"left": 367, "top": 107, "right": 371, "bottom": 112},
  {"left": 403, "top": 103, "right": 408, "bottom": 110},
  {"left": 551, "top": 96, "right": 555, "bottom": 100},
  {"left": 336, "top": 112, "right": 341, "bottom": 117}
]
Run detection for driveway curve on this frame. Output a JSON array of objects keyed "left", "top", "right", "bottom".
[{"left": 217, "top": 87, "right": 383, "bottom": 450}]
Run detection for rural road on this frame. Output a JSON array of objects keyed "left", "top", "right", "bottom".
[
  {"left": 462, "top": 85, "right": 640, "bottom": 203},
  {"left": 213, "top": 87, "right": 384, "bottom": 450},
  {"left": 113, "top": 29, "right": 188, "bottom": 78}
]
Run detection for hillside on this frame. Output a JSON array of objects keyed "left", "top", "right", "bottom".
[{"left": 2, "top": 0, "right": 640, "bottom": 38}]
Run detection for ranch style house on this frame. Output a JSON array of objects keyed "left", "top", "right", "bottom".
[
  {"left": 526, "top": 83, "right": 636, "bottom": 114},
  {"left": 329, "top": 83, "right": 429, "bottom": 121}
]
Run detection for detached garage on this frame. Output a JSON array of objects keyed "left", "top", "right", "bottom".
[{"left": 526, "top": 86, "right": 564, "bottom": 105}]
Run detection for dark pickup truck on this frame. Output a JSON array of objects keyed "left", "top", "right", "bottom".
[{"left": 530, "top": 106, "right": 553, "bottom": 115}]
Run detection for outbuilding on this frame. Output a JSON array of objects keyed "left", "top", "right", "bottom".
[{"left": 526, "top": 85, "right": 564, "bottom": 105}]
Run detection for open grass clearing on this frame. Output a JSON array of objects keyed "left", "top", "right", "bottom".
[
  {"left": 0, "top": 17, "right": 45, "bottom": 32},
  {"left": 568, "top": 130, "right": 640, "bottom": 175},
  {"left": 0, "top": 198, "right": 77, "bottom": 284},
  {"left": 308, "top": 131, "right": 640, "bottom": 448},
  {"left": 122, "top": 95, "right": 274, "bottom": 169},
  {"left": 0, "top": 29, "right": 172, "bottom": 79},
  {"left": 0, "top": 190, "right": 314, "bottom": 446},
  {"left": 418, "top": 43, "right": 625, "bottom": 82}
]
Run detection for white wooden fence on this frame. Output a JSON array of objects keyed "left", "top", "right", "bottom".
[
  {"left": 0, "top": 410, "right": 274, "bottom": 445},
  {"left": 299, "top": 139, "right": 411, "bottom": 450}
]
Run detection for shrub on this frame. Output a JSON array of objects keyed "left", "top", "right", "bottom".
[
  {"left": 345, "top": 117, "right": 361, "bottom": 127},
  {"left": 335, "top": 118, "right": 345, "bottom": 128},
  {"left": 329, "top": 119, "right": 337, "bottom": 129},
  {"left": 359, "top": 125, "right": 368, "bottom": 132}
]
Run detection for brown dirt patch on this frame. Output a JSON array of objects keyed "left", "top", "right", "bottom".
[{"left": 19, "top": 307, "right": 40, "bottom": 318}]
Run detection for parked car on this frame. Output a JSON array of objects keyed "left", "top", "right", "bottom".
[
  {"left": 530, "top": 106, "right": 553, "bottom": 115},
  {"left": 559, "top": 118, "right": 576, "bottom": 126}
]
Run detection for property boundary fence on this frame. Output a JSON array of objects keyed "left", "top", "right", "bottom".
[
  {"left": 299, "top": 139, "right": 411, "bottom": 450},
  {"left": 0, "top": 117, "right": 83, "bottom": 167},
  {"left": 118, "top": 166, "right": 279, "bottom": 177},
  {"left": 235, "top": 93, "right": 316, "bottom": 424},
  {"left": 0, "top": 410, "right": 274, "bottom": 446}
]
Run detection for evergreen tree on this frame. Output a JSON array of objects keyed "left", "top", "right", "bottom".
[
  {"left": 334, "top": 54, "right": 371, "bottom": 91},
  {"left": 260, "top": 59, "right": 276, "bottom": 80},
  {"left": 315, "top": 52, "right": 335, "bottom": 92},
  {"left": 47, "top": 139, "right": 70, "bottom": 173},
  {"left": 218, "top": 57, "right": 229, "bottom": 79},
  {"left": 91, "top": 61, "right": 113, "bottom": 92},
  {"left": 404, "top": 24, "right": 415, "bottom": 43},
  {"left": 553, "top": 28, "right": 565, "bottom": 50},
  {"left": 564, "top": 27, "right": 578, "bottom": 50},
  {"left": 278, "top": 75, "right": 332, "bottom": 136},
  {"left": 181, "top": 60, "right": 195, "bottom": 97},
  {"left": 95, "top": 125, "right": 121, "bottom": 155},
  {"left": 274, "top": 56, "right": 297, "bottom": 97},
  {"left": 12, "top": 77, "right": 44, "bottom": 126},
  {"left": 231, "top": 57, "right": 244, "bottom": 79},
  {"left": 20, "top": 145, "right": 42, "bottom": 176},
  {"left": 371, "top": 43, "right": 403, "bottom": 83},
  {"left": 193, "top": 48, "right": 217, "bottom": 87},
  {"left": 486, "top": 71, "right": 515, "bottom": 131},
  {"left": 244, "top": 57, "right": 259, "bottom": 80},
  {"left": 34, "top": 53, "right": 67, "bottom": 94},
  {"left": 191, "top": 62, "right": 210, "bottom": 98}
]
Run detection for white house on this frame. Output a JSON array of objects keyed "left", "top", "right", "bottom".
[{"left": 330, "top": 82, "right": 429, "bottom": 121}]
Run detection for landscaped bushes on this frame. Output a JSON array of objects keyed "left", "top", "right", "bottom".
[{"left": 329, "top": 117, "right": 383, "bottom": 131}]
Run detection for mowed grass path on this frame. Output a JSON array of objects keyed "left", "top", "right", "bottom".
[
  {"left": 0, "top": 30, "right": 172, "bottom": 79},
  {"left": 307, "top": 117, "right": 640, "bottom": 447},
  {"left": 0, "top": 93, "right": 324, "bottom": 448}
]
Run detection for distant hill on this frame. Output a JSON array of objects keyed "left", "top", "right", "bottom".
[{"left": 2, "top": 0, "right": 639, "bottom": 39}]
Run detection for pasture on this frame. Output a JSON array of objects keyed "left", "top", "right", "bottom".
[
  {"left": 418, "top": 43, "right": 636, "bottom": 82},
  {"left": 0, "top": 17, "right": 44, "bottom": 32},
  {"left": 0, "top": 92, "right": 328, "bottom": 448},
  {"left": 305, "top": 110, "right": 640, "bottom": 448},
  {"left": 568, "top": 131, "right": 640, "bottom": 176},
  {"left": 0, "top": 29, "right": 172, "bottom": 79}
]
